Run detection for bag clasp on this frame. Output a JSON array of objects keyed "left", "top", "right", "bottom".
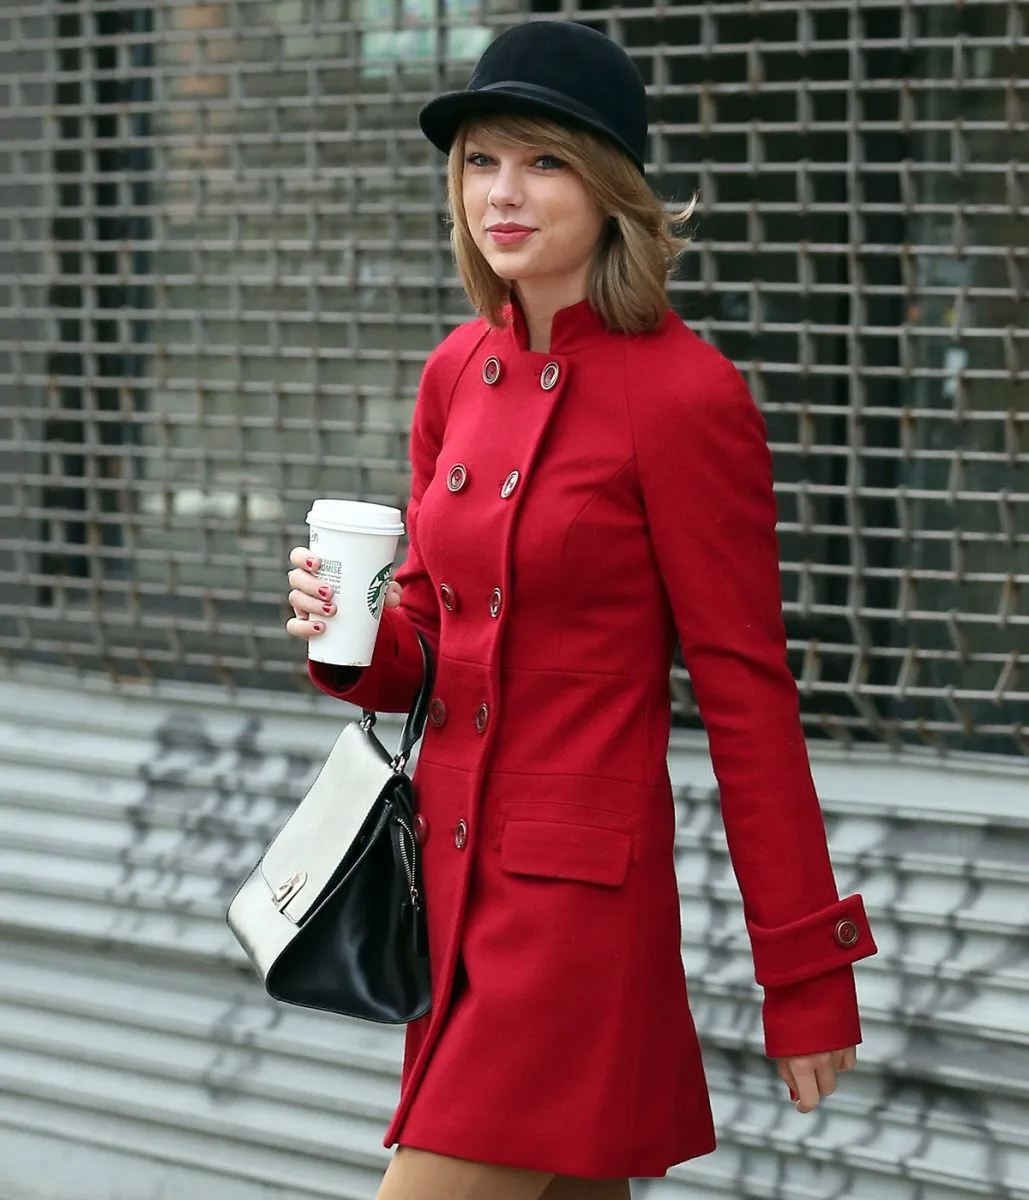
[{"left": 272, "top": 870, "right": 308, "bottom": 913}]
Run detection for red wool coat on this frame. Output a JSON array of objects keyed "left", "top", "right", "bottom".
[{"left": 311, "top": 298, "right": 876, "bottom": 1178}]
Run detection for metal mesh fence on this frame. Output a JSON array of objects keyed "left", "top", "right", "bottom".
[{"left": 0, "top": 0, "right": 1026, "bottom": 755}]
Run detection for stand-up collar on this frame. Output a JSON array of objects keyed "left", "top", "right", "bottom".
[{"left": 505, "top": 293, "right": 611, "bottom": 355}]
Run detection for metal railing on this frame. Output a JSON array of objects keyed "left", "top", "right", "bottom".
[{"left": 0, "top": 0, "right": 1026, "bottom": 754}]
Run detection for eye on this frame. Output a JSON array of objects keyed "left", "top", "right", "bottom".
[
  {"left": 533, "top": 155, "right": 566, "bottom": 170},
  {"left": 465, "top": 151, "right": 492, "bottom": 167}
]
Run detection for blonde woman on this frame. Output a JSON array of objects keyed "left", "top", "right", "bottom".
[{"left": 286, "top": 19, "right": 876, "bottom": 1200}]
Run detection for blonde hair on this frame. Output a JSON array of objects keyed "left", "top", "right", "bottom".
[{"left": 446, "top": 113, "right": 696, "bottom": 335}]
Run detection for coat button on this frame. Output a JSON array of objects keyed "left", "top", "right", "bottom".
[
  {"left": 475, "top": 703, "right": 489, "bottom": 734},
  {"left": 540, "top": 361, "right": 560, "bottom": 391},
  {"left": 482, "top": 356, "right": 503, "bottom": 386},
  {"left": 489, "top": 587, "right": 502, "bottom": 618},
  {"left": 414, "top": 814, "right": 428, "bottom": 845},
  {"left": 454, "top": 818, "right": 468, "bottom": 850},
  {"left": 447, "top": 463, "right": 468, "bottom": 493},
  {"left": 834, "top": 919, "right": 860, "bottom": 948},
  {"left": 428, "top": 697, "right": 447, "bottom": 727},
  {"left": 500, "top": 470, "right": 520, "bottom": 499},
  {"left": 440, "top": 583, "right": 457, "bottom": 611}
]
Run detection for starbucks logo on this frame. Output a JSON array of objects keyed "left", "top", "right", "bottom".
[{"left": 367, "top": 564, "right": 394, "bottom": 619}]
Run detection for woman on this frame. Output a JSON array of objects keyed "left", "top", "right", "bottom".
[{"left": 285, "top": 20, "right": 876, "bottom": 1200}]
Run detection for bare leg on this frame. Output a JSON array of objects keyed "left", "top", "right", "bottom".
[
  {"left": 376, "top": 1146, "right": 554, "bottom": 1200},
  {"left": 541, "top": 1177, "right": 631, "bottom": 1200}
]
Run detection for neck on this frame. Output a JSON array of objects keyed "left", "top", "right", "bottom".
[{"left": 513, "top": 277, "right": 590, "bottom": 353}]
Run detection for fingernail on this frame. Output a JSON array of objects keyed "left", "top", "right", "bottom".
[
  {"left": 307, "top": 557, "right": 316, "bottom": 569},
  {"left": 312, "top": 622, "right": 323, "bottom": 632},
  {"left": 319, "top": 586, "right": 331, "bottom": 599},
  {"left": 322, "top": 604, "right": 333, "bottom": 614},
  {"left": 789, "top": 1088, "right": 798, "bottom": 1101}
]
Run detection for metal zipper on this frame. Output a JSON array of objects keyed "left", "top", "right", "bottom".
[{"left": 393, "top": 814, "right": 421, "bottom": 909}]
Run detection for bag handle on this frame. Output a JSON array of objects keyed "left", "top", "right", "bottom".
[{"left": 361, "top": 628, "right": 436, "bottom": 773}]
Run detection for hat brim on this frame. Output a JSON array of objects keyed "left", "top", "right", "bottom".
[{"left": 418, "top": 82, "right": 646, "bottom": 174}]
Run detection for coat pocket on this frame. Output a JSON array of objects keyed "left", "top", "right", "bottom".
[{"left": 500, "top": 820, "right": 632, "bottom": 889}]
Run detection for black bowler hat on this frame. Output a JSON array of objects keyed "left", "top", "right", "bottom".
[{"left": 418, "top": 21, "right": 649, "bottom": 174}]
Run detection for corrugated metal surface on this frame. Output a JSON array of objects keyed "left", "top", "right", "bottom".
[{"left": 1, "top": 666, "right": 1026, "bottom": 1199}]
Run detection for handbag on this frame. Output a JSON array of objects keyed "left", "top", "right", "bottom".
[{"left": 226, "top": 629, "right": 434, "bottom": 1023}]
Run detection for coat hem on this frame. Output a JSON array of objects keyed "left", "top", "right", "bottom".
[{"left": 385, "top": 1129, "right": 718, "bottom": 1180}]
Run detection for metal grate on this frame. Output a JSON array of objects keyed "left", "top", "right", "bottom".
[{"left": 0, "top": 0, "right": 1026, "bottom": 754}]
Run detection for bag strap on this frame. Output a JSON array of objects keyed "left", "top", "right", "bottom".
[{"left": 361, "top": 629, "right": 436, "bottom": 773}]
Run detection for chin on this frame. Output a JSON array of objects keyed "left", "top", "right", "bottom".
[{"left": 483, "top": 251, "right": 536, "bottom": 278}]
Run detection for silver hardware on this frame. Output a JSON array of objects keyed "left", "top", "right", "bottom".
[
  {"left": 390, "top": 752, "right": 410, "bottom": 775},
  {"left": 394, "top": 815, "right": 421, "bottom": 908},
  {"left": 272, "top": 870, "right": 308, "bottom": 911}
]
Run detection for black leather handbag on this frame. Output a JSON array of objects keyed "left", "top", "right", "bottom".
[{"left": 226, "top": 631, "right": 434, "bottom": 1023}]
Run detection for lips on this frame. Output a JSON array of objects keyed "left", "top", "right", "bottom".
[{"left": 487, "top": 224, "right": 536, "bottom": 247}]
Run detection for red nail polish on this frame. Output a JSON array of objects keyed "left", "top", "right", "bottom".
[
  {"left": 322, "top": 604, "right": 333, "bottom": 614},
  {"left": 307, "top": 558, "right": 316, "bottom": 569},
  {"left": 789, "top": 1088, "right": 798, "bottom": 1102},
  {"left": 312, "top": 622, "right": 323, "bottom": 632},
  {"left": 319, "top": 586, "right": 330, "bottom": 599}
]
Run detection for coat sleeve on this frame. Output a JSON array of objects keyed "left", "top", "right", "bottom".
[
  {"left": 307, "top": 348, "right": 449, "bottom": 713},
  {"left": 628, "top": 348, "right": 877, "bottom": 1059}
]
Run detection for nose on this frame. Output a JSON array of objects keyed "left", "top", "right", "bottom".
[{"left": 487, "top": 159, "right": 524, "bottom": 211}]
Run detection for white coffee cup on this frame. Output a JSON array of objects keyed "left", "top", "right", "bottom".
[{"left": 305, "top": 499, "right": 405, "bottom": 666}]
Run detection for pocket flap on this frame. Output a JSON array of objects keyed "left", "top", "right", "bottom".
[{"left": 500, "top": 820, "right": 631, "bottom": 888}]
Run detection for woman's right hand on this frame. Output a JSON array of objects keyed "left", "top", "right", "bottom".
[
  {"left": 285, "top": 546, "right": 403, "bottom": 640},
  {"left": 285, "top": 547, "right": 337, "bottom": 640}
]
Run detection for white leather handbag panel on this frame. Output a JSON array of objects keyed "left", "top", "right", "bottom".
[{"left": 226, "top": 723, "right": 394, "bottom": 977}]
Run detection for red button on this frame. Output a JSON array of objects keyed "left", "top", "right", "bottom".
[
  {"left": 482, "top": 356, "right": 502, "bottom": 386},
  {"left": 489, "top": 587, "right": 502, "bottom": 618},
  {"left": 834, "top": 919, "right": 860, "bottom": 948},
  {"left": 540, "top": 361, "right": 560, "bottom": 391},
  {"left": 440, "top": 583, "right": 457, "bottom": 612},
  {"left": 454, "top": 819, "right": 468, "bottom": 850},
  {"left": 413, "top": 814, "right": 428, "bottom": 845},
  {"left": 447, "top": 464, "right": 468, "bottom": 493},
  {"left": 429, "top": 698, "right": 447, "bottom": 727},
  {"left": 475, "top": 703, "right": 489, "bottom": 734}
]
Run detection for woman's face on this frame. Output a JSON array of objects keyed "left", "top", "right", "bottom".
[{"left": 461, "top": 127, "right": 606, "bottom": 298}]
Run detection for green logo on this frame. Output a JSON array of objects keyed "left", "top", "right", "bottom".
[{"left": 367, "top": 564, "right": 393, "bottom": 619}]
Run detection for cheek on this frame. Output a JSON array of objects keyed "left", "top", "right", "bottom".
[
  {"left": 550, "top": 187, "right": 603, "bottom": 255},
  {"left": 556, "top": 205, "right": 604, "bottom": 260},
  {"left": 462, "top": 177, "right": 489, "bottom": 221}
]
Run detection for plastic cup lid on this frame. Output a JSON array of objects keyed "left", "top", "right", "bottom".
[{"left": 306, "top": 498, "right": 405, "bottom": 536}]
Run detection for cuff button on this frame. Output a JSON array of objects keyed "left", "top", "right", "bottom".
[{"left": 834, "top": 918, "right": 860, "bottom": 948}]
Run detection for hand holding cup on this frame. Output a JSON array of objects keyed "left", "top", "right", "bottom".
[
  {"left": 284, "top": 497, "right": 405, "bottom": 667},
  {"left": 286, "top": 548, "right": 402, "bottom": 640}
]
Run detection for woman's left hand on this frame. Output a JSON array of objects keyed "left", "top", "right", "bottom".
[{"left": 776, "top": 1046, "right": 857, "bottom": 1113}]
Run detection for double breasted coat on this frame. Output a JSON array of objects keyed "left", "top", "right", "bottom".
[{"left": 310, "top": 297, "right": 876, "bottom": 1179}]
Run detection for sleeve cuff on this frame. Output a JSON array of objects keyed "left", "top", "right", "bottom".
[
  {"left": 308, "top": 660, "right": 364, "bottom": 699},
  {"left": 747, "top": 893, "right": 876, "bottom": 988},
  {"left": 305, "top": 606, "right": 428, "bottom": 714},
  {"left": 762, "top": 964, "right": 862, "bottom": 1058}
]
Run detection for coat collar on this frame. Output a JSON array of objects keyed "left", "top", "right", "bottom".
[{"left": 505, "top": 294, "right": 610, "bottom": 356}]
